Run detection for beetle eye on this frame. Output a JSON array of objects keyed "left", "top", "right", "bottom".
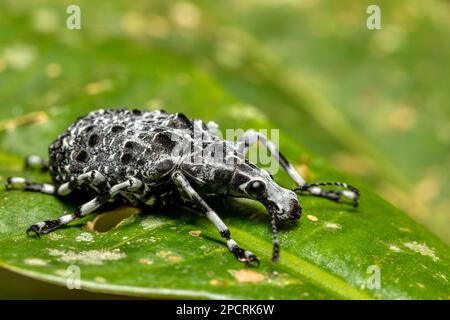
[{"left": 248, "top": 180, "right": 265, "bottom": 197}]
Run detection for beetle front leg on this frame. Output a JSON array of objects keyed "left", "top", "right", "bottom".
[
  {"left": 172, "top": 171, "right": 259, "bottom": 265},
  {"left": 237, "top": 129, "right": 306, "bottom": 186},
  {"left": 237, "top": 129, "right": 360, "bottom": 206}
]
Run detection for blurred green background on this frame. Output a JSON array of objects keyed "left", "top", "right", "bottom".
[{"left": 0, "top": 0, "right": 448, "bottom": 298}]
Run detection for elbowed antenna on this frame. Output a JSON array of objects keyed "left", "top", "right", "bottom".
[
  {"left": 271, "top": 211, "right": 280, "bottom": 262},
  {"left": 292, "top": 182, "right": 361, "bottom": 207}
]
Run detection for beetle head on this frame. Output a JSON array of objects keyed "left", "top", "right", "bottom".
[{"left": 228, "top": 163, "right": 302, "bottom": 222}]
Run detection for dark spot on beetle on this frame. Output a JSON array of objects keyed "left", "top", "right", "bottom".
[
  {"left": 124, "top": 141, "right": 138, "bottom": 149},
  {"left": 75, "top": 150, "right": 89, "bottom": 163},
  {"left": 169, "top": 113, "right": 193, "bottom": 130},
  {"left": 214, "top": 168, "right": 232, "bottom": 182},
  {"left": 132, "top": 109, "right": 142, "bottom": 116},
  {"left": 85, "top": 125, "right": 96, "bottom": 133},
  {"left": 153, "top": 132, "right": 177, "bottom": 149},
  {"left": 233, "top": 173, "right": 250, "bottom": 186},
  {"left": 88, "top": 134, "right": 100, "bottom": 147},
  {"left": 111, "top": 125, "right": 125, "bottom": 133},
  {"left": 121, "top": 153, "right": 133, "bottom": 165},
  {"left": 137, "top": 159, "right": 146, "bottom": 166},
  {"left": 156, "top": 159, "right": 174, "bottom": 172}
]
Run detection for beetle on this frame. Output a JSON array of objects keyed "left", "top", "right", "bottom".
[{"left": 6, "top": 108, "right": 360, "bottom": 264}]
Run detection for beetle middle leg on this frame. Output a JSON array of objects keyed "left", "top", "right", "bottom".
[
  {"left": 172, "top": 171, "right": 259, "bottom": 265},
  {"left": 26, "top": 178, "right": 143, "bottom": 237},
  {"left": 6, "top": 170, "right": 108, "bottom": 197},
  {"left": 237, "top": 129, "right": 360, "bottom": 206}
]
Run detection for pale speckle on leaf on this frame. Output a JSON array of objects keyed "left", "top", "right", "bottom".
[
  {"left": 403, "top": 241, "right": 439, "bottom": 262},
  {"left": 24, "top": 258, "right": 48, "bottom": 266},
  {"left": 48, "top": 248, "right": 126, "bottom": 265},
  {"left": 325, "top": 222, "right": 341, "bottom": 230},
  {"left": 389, "top": 244, "right": 402, "bottom": 252},
  {"left": 76, "top": 232, "right": 94, "bottom": 242}
]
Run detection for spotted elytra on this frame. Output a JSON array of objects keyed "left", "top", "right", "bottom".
[{"left": 6, "top": 108, "right": 360, "bottom": 264}]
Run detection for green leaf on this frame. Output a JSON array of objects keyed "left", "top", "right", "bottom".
[{"left": 0, "top": 153, "right": 449, "bottom": 299}]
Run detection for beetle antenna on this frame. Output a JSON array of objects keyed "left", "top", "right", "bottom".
[
  {"left": 271, "top": 212, "right": 280, "bottom": 262},
  {"left": 292, "top": 182, "right": 360, "bottom": 207}
]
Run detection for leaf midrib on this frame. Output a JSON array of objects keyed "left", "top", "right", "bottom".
[{"left": 230, "top": 226, "right": 373, "bottom": 300}]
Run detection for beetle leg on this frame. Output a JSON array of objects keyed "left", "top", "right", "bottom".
[
  {"left": 6, "top": 177, "right": 58, "bottom": 195},
  {"left": 25, "top": 155, "right": 49, "bottom": 171},
  {"left": 172, "top": 171, "right": 259, "bottom": 265},
  {"left": 237, "top": 129, "right": 306, "bottom": 186},
  {"left": 237, "top": 129, "right": 360, "bottom": 206},
  {"left": 26, "top": 178, "right": 142, "bottom": 237},
  {"left": 57, "top": 170, "right": 109, "bottom": 196},
  {"left": 6, "top": 170, "right": 109, "bottom": 197}
]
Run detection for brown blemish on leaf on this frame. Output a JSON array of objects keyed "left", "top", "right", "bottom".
[
  {"left": 157, "top": 250, "right": 172, "bottom": 258},
  {"left": 232, "top": 270, "right": 265, "bottom": 283},
  {"left": 189, "top": 230, "right": 202, "bottom": 237},
  {"left": 139, "top": 258, "right": 154, "bottom": 265},
  {"left": 86, "top": 206, "right": 140, "bottom": 233},
  {"left": 167, "top": 255, "right": 183, "bottom": 263}
]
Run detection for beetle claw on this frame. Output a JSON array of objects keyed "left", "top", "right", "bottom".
[{"left": 26, "top": 225, "right": 41, "bottom": 239}]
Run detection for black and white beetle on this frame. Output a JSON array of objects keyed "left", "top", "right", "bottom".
[{"left": 6, "top": 108, "right": 360, "bottom": 264}]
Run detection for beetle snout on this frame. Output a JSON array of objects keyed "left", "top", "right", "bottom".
[
  {"left": 288, "top": 199, "right": 302, "bottom": 220},
  {"left": 266, "top": 192, "right": 301, "bottom": 221}
]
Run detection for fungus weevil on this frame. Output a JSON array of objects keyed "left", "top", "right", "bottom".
[{"left": 6, "top": 108, "right": 360, "bottom": 264}]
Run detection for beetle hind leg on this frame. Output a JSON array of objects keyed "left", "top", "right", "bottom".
[
  {"left": 26, "top": 178, "right": 143, "bottom": 237},
  {"left": 6, "top": 177, "right": 57, "bottom": 195},
  {"left": 25, "top": 155, "right": 49, "bottom": 171}
]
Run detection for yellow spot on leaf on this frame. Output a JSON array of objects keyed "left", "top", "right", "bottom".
[
  {"left": 168, "top": 255, "right": 183, "bottom": 263},
  {"left": 139, "top": 258, "right": 154, "bottom": 265},
  {"left": 85, "top": 79, "right": 113, "bottom": 95},
  {"left": 46, "top": 63, "right": 62, "bottom": 78},
  {"left": 0, "top": 111, "right": 48, "bottom": 132},
  {"left": 232, "top": 270, "right": 265, "bottom": 283},
  {"left": 210, "top": 279, "right": 227, "bottom": 287},
  {"left": 386, "top": 104, "right": 416, "bottom": 132},
  {"left": 157, "top": 250, "right": 172, "bottom": 258}
]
